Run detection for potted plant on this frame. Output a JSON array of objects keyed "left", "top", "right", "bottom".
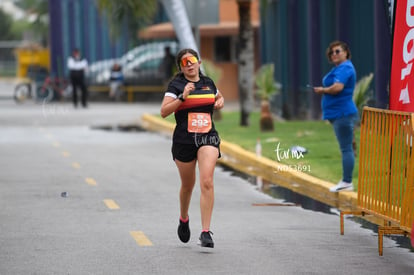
[
  {"left": 255, "top": 63, "right": 281, "bottom": 131},
  {"left": 353, "top": 72, "right": 374, "bottom": 118},
  {"left": 352, "top": 72, "right": 374, "bottom": 155}
]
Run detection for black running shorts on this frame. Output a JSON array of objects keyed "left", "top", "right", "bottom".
[{"left": 171, "top": 143, "right": 221, "bottom": 162}]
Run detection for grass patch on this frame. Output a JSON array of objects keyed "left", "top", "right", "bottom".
[{"left": 163, "top": 111, "right": 360, "bottom": 188}]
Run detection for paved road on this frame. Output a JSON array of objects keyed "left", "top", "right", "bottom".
[{"left": 0, "top": 82, "right": 413, "bottom": 274}]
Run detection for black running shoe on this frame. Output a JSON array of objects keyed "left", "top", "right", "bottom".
[
  {"left": 177, "top": 218, "right": 190, "bottom": 243},
  {"left": 198, "top": 231, "right": 214, "bottom": 248}
]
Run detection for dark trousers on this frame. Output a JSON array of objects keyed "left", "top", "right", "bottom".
[{"left": 70, "top": 76, "right": 88, "bottom": 107}]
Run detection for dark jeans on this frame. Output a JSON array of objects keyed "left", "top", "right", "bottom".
[
  {"left": 329, "top": 113, "right": 359, "bottom": 183},
  {"left": 71, "top": 77, "right": 88, "bottom": 107}
]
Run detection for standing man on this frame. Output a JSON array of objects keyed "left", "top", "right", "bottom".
[
  {"left": 159, "top": 46, "right": 176, "bottom": 84},
  {"left": 68, "top": 48, "right": 88, "bottom": 108}
]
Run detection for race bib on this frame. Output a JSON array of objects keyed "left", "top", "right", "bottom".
[{"left": 188, "top": 113, "right": 212, "bottom": 133}]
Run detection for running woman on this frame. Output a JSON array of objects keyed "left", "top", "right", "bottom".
[{"left": 160, "top": 48, "right": 224, "bottom": 248}]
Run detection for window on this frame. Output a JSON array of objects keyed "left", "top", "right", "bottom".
[{"left": 214, "top": 36, "right": 236, "bottom": 62}]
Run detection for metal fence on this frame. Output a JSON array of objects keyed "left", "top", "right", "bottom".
[{"left": 0, "top": 41, "right": 19, "bottom": 77}]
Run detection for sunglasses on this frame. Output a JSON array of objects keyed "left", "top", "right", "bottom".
[
  {"left": 180, "top": 56, "right": 198, "bottom": 67},
  {"left": 329, "top": 49, "right": 343, "bottom": 56}
]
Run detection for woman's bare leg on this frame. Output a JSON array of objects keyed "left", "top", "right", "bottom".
[
  {"left": 175, "top": 159, "right": 196, "bottom": 220},
  {"left": 197, "top": 146, "right": 219, "bottom": 231}
]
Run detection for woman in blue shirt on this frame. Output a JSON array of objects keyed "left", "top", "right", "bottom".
[{"left": 313, "top": 41, "right": 358, "bottom": 192}]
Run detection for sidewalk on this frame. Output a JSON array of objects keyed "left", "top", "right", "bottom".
[{"left": 0, "top": 77, "right": 17, "bottom": 99}]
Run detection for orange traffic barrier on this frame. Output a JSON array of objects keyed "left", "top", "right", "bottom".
[{"left": 340, "top": 107, "right": 414, "bottom": 255}]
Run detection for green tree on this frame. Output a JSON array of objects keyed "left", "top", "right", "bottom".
[
  {"left": 0, "top": 8, "right": 17, "bottom": 67},
  {"left": 0, "top": 8, "right": 15, "bottom": 40},
  {"left": 95, "top": 0, "right": 158, "bottom": 43},
  {"left": 14, "top": 0, "right": 48, "bottom": 44}
]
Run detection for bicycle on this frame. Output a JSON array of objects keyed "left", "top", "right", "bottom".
[
  {"left": 13, "top": 79, "right": 33, "bottom": 103},
  {"left": 14, "top": 76, "right": 72, "bottom": 103},
  {"left": 37, "top": 76, "right": 72, "bottom": 102}
]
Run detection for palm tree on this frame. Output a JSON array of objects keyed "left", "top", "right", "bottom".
[
  {"left": 255, "top": 63, "right": 280, "bottom": 131},
  {"left": 353, "top": 73, "right": 374, "bottom": 118},
  {"left": 95, "top": 0, "right": 157, "bottom": 42},
  {"left": 237, "top": 0, "right": 254, "bottom": 126}
]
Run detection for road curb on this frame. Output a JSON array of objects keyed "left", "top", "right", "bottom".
[{"left": 140, "top": 113, "right": 358, "bottom": 211}]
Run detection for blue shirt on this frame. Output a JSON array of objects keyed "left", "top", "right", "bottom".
[{"left": 321, "top": 60, "right": 358, "bottom": 120}]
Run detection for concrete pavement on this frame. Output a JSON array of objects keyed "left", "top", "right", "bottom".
[{"left": 1, "top": 80, "right": 413, "bottom": 274}]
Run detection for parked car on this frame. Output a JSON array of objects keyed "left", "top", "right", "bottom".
[
  {"left": 88, "top": 41, "right": 176, "bottom": 77},
  {"left": 87, "top": 41, "right": 178, "bottom": 86},
  {"left": 122, "top": 49, "right": 173, "bottom": 86}
]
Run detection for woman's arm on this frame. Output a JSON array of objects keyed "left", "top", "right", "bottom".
[
  {"left": 160, "top": 96, "right": 182, "bottom": 118},
  {"left": 314, "top": 82, "right": 344, "bottom": 95},
  {"left": 160, "top": 82, "right": 195, "bottom": 118},
  {"left": 214, "top": 90, "right": 224, "bottom": 110}
]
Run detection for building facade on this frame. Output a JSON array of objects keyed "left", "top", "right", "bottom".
[
  {"left": 48, "top": 0, "right": 392, "bottom": 119},
  {"left": 260, "top": 0, "right": 391, "bottom": 119},
  {"left": 48, "top": 0, "right": 132, "bottom": 77},
  {"left": 139, "top": 0, "right": 261, "bottom": 101}
]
